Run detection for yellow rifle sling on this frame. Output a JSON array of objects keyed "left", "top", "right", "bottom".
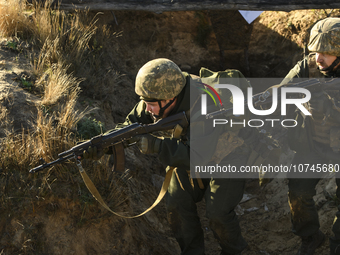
[{"left": 76, "top": 160, "right": 174, "bottom": 219}]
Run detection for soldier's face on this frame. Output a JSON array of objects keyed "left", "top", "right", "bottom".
[
  {"left": 315, "top": 52, "right": 337, "bottom": 70},
  {"left": 144, "top": 98, "right": 177, "bottom": 119}
]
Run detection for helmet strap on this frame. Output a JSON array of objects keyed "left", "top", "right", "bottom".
[
  {"left": 319, "top": 56, "right": 340, "bottom": 72},
  {"left": 153, "top": 98, "right": 176, "bottom": 119}
]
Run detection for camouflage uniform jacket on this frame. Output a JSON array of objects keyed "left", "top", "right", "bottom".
[{"left": 281, "top": 53, "right": 340, "bottom": 159}]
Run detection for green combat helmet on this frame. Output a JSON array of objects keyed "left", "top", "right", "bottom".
[
  {"left": 308, "top": 17, "right": 340, "bottom": 56},
  {"left": 135, "top": 58, "right": 186, "bottom": 101}
]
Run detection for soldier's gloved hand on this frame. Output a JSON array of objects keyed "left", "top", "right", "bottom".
[
  {"left": 129, "top": 134, "right": 162, "bottom": 154},
  {"left": 309, "top": 90, "right": 332, "bottom": 113},
  {"left": 82, "top": 146, "right": 108, "bottom": 160}
]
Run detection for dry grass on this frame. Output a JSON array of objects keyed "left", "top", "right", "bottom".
[
  {"left": 27, "top": 1, "right": 119, "bottom": 100},
  {"left": 0, "top": 0, "right": 33, "bottom": 38},
  {"left": 0, "top": 71, "right": 84, "bottom": 174},
  {"left": 38, "top": 63, "right": 83, "bottom": 106},
  {"left": 0, "top": 0, "right": 90, "bottom": 200},
  {"left": 0, "top": 0, "right": 125, "bottom": 218},
  {"left": 0, "top": 1, "right": 140, "bottom": 250},
  {"left": 0, "top": 0, "right": 89, "bottom": 174},
  {"left": 32, "top": 5, "right": 98, "bottom": 68}
]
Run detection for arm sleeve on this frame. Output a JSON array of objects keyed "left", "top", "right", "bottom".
[
  {"left": 280, "top": 57, "right": 309, "bottom": 85},
  {"left": 112, "top": 101, "right": 153, "bottom": 130},
  {"left": 157, "top": 116, "right": 225, "bottom": 169}
]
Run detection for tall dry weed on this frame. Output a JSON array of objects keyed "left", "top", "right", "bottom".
[
  {"left": 38, "top": 62, "right": 83, "bottom": 106},
  {"left": 0, "top": 1, "right": 97, "bottom": 175},
  {"left": 32, "top": 36, "right": 61, "bottom": 74},
  {"left": 32, "top": 3, "right": 97, "bottom": 66},
  {"left": 1, "top": 0, "right": 120, "bottom": 100},
  {"left": 0, "top": 83, "right": 83, "bottom": 172},
  {"left": 0, "top": 0, "right": 126, "bottom": 219},
  {"left": 0, "top": 0, "right": 33, "bottom": 38},
  {"left": 32, "top": 1, "right": 66, "bottom": 45}
]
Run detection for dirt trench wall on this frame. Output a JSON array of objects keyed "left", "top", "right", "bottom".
[{"left": 93, "top": 10, "right": 306, "bottom": 77}]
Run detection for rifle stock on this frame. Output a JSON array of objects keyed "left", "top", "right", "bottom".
[{"left": 30, "top": 111, "right": 189, "bottom": 173}]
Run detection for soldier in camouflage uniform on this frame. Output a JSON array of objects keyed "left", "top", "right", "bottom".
[
  {"left": 84, "top": 58, "right": 267, "bottom": 254},
  {"left": 279, "top": 17, "right": 340, "bottom": 255}
]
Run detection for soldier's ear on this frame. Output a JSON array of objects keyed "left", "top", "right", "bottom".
[
  {"left": 170, "top": 97, "right": 177, "bottom": 105},
  {"left": 163, "top": 97, "right": 175, "bottom": 104}
]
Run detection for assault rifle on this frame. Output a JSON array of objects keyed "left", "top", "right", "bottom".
[
  {"left": 29, "top": 111, "right": 189, "bottom": 173},
  {"left": 205, "top": 78, "right": 340, "bottom": 119}
]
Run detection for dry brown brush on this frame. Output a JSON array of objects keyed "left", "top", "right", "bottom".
[{"left": 0, "top": 0, "right": 128, "bottom": 222}]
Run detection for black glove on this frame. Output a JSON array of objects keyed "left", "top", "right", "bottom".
[
  {"left": 82, "top": 146, "right": 108, "bottom": 160},
  {"left": 129, "top": 134, "right": 162, "bottom": 154}
]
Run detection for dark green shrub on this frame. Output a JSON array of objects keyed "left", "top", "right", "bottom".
[{"left": 77, "top": 117, "right": 105, "bottom": 140}]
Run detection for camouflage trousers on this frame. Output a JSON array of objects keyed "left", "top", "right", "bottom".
[
  {"left": 165, "top": 168, "right": 247, "bottom": 255},
  {"left": 288, "top": 151, "right": 340, "bottom": 248}
]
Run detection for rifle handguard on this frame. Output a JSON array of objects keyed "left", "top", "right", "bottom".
[{"left": 29, "top": 111, "right": 189, "bottom": 173}]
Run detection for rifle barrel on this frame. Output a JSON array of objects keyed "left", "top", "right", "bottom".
[{"left": 29, "top": 154, "right": 74, "bottom": 173}]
